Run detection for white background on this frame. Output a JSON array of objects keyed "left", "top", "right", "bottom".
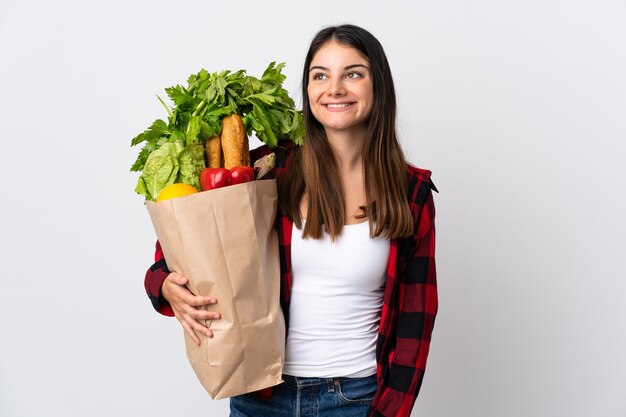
[{"left": 1, "top": 1, "right": 625, "bottom": 416}]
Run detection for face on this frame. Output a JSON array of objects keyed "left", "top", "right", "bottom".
[{"left": 307, "top": 39, "right": 374, "bottom": 137}]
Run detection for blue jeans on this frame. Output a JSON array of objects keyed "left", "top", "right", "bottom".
[{"left": 230, "top": 374, "right": 377, "bottom": 417}]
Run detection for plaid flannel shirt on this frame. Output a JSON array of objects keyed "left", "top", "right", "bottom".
[{"left": 144, "top": 143, "right": 438, "bottom": 417}]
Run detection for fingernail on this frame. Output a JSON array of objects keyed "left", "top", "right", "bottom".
[
  {"left": 209, "top": 298, "right": 217, "bottom": 304},
  {"left": 213, "top": 314, "right": 221, "bottom": 319}
]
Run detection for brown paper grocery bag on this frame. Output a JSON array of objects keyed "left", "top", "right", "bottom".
[{"left": 145, "top": 179, "right": 285, "bottom": 399}]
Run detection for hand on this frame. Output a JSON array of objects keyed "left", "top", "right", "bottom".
[{"left": 161, "top": 272, "right": 221, "bottom": 346}]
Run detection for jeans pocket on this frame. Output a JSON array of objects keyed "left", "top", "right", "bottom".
[{"left": 335, "top": 375, "right": 378, "bottom": 405}]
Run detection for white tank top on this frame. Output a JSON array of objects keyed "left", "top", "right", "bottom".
[{"left": 283, "top": 221, "right": 390, "bottom": 377}]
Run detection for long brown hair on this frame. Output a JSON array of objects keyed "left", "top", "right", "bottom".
[{"left": 278, "top": 24, "right": 413, "bottom": 240}]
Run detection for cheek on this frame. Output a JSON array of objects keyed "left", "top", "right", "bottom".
[
  {"left": 359, "top": 87, "right": 374, "bottom": 113},
  {"left": 307, "top": 85, "right": 319, "bottom": 105},
  {"left": 307, "top": 87, "right": 322, "bottom": 116},
  {"left": 363, "top": 87, "right": 374, "bottom": 113}
]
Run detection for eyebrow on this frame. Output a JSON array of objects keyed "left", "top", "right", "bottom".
[{"left": 309, "top": 64, "right": 370, "bottom": 72}]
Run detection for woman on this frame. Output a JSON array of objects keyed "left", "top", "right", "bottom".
[{"left": 145, "top": 24, "right": 438, "bottom": 417}]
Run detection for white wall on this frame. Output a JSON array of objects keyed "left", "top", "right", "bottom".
[{"left": 1, "top": 1, "right": 624, "bottom": 416}]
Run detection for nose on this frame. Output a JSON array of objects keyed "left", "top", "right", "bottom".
[{"left": 327, "top": 78, "right": 346, "bottom": 96}]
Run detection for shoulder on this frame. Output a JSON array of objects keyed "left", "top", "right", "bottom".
[
  {"left": 249, "top": 140, "right": 299, "bottom": 180},
  {"left": 405, "top": 162, "right": 438, "bottom": 200},
  {"left": 275, "top": 140, "right": 298, "bottom": 169},
  {"left": 404, "top": 163, "right": 437, "bottom": 238},
  {"left": 405, "top": 163, "right": 432, "bottom": 183},
  {"left": 250, "top": 140, "right": 297, "bottom": 167}
]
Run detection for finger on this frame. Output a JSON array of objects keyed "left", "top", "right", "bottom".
[
  {"left": 185, "top": 307, "right": 221, "bottom": 321},
  {"left": 180, "top": 319, "right": 201, "bottom": 346},
  {"left": 173, "top": 274, "right": 189, "bottom": 286},
  {"left": 181, "top": 300, "right": 213, "bottom": 316},
  {"left": 184, "top": 314, "right": 214, "bottom": 338},
  {"left": 181, "top": 290, "right": 214, "bottom": 306},
  {"left": 188, "top": 295, "right": 217, "bottom": 307}
]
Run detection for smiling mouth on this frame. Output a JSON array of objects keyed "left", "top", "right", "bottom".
[{"left": 324, "top": 102, "right": 355, "bottom": 109}]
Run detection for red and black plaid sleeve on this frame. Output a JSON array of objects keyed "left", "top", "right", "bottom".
[
  {"left": 369, "top": 166, "right": 438, "bottom": 417},
  {"left": 272, "top": 143, "right": 295, "bottom": 332},
  {"left": 144, "top": 240, "right": 174, "bottom": 316}
]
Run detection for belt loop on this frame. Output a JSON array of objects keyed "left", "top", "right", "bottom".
[{"left": 327, "top": 378, "right": 335, "bottom": 392}]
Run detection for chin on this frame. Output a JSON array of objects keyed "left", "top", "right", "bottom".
[{"left": 325, "top": 123, "right": 369, "bottom": 135}]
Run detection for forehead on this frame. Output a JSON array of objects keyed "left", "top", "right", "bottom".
[{"left": 310, "top": 39, "right": 369, "bottom": 67}]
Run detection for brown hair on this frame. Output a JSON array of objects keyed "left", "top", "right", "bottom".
[{"left": 278, "top": 24, "right": 413, "bottom": 240}]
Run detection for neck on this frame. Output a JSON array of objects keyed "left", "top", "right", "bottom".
[{"left": 326, "top": 128, "right": 365, "bottom": 173}]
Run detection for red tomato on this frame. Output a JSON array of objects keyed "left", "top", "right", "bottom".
[
  {"left": 230, "top": 166, "right": 255, "bottom": 185},
  {"left": 200, "top": 168, "right": 232, "bottom": 191}
]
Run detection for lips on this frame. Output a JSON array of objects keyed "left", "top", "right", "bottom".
[{"left": 323, "top": 102, "right": 355, "bottom": 109}]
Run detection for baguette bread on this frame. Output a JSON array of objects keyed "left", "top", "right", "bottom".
[
  {"left": 221, "top": 114, "right": 248, "bottom": 169},
  {"left": 205, "top": 135, "right": 223, "bottom": 168}
]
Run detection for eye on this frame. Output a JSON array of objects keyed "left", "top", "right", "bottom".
[
  {"left": 312, "top": 72, "right": 327, "bottom": 81},
  {"left": 345, "top": 71, "right": 363, "bottom": 79}
]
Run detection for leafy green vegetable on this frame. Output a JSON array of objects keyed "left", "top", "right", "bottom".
[
  {"left": 131, "top": 62, "right": 304, "bottom": 200},
  {"left": 135, "top": 141, "right": 184, "bottom": 201},
  {"left": 176, "top": 143, "right": 205, "bottom": 190}
]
